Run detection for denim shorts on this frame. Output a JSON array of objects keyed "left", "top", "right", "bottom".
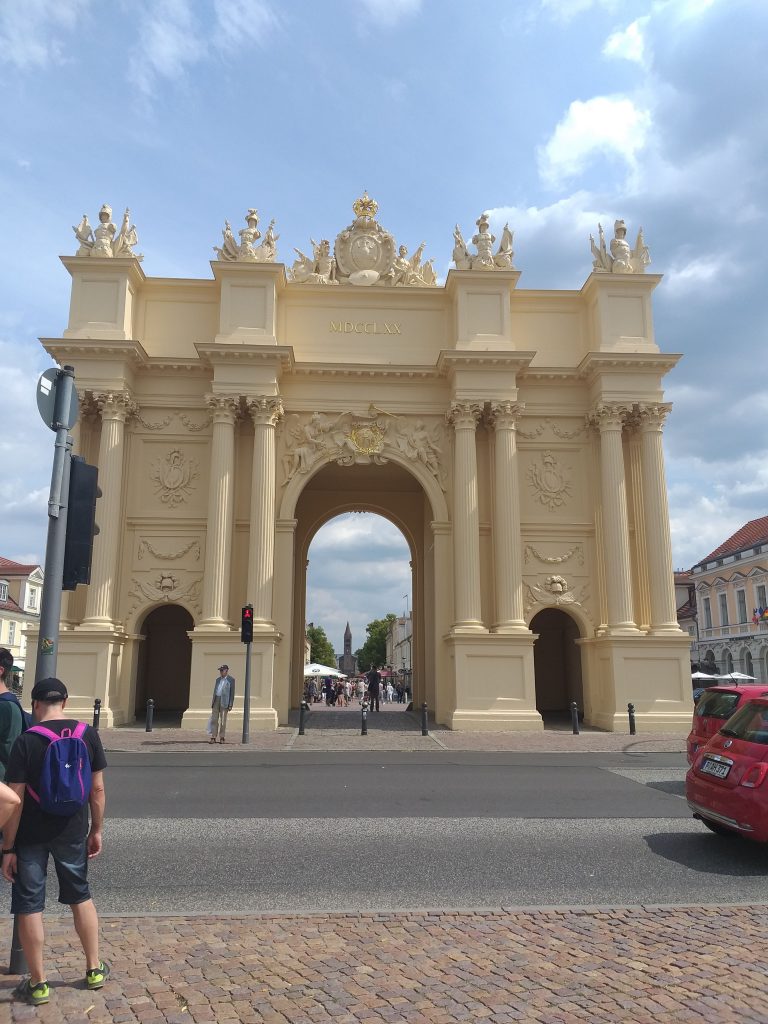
[{"left": 11, "top": 838, "right": 91, "bottom": 914}]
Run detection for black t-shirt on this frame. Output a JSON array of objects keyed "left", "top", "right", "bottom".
[{"left": 5, "top": 719, "right": 107, "bottom": 846}]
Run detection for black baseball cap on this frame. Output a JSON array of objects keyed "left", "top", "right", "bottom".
[
  {"left": 30, "top": 677, "right": 68, "bottom": 702},
  {"left": 219, "top": 664, "right": 228, "bottom": 671}
]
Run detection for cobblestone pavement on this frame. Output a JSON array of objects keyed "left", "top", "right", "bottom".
[
  {"left": 2, "top": 905, "right": 765, "bottom": 1022},
  {"left": 99, "top": 703, "right": 686, "bottom": 753}
]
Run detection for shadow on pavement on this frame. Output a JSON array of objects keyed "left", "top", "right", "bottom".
[{"left": 644, "top": 830, "right": 768, "bottom": 875}]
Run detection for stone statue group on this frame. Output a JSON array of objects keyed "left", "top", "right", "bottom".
[{"left": 72, "top": 194, "right": 650, "bottom": 283}]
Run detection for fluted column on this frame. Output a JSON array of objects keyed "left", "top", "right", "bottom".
[
  {"left": 199, "top": 395, "right": 239, "bottom": 627},
  {"left": 247, "top": 396, "right": 283, "bottom": 627},
  {"left": 83, "top": 391, "right": 135, "bottom": 627},
  {"left": 488, "top": 401, "right": 527, "bottom": 631},
  {"left": 589, "top": 403, "right": 639, "bottom": 633},
  {"left": 447, "top": 401, "right": 485, "bottom": 631},
  {"left": 636, "top": 402, "right": 680, "bottom": 632}
]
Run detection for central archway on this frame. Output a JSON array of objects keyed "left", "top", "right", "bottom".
[
  {"left": 276, "top": 455, "right": 450, "bottom": 723},
  {"left": 135, "top": 604, "right": 194, "bottom": 724}
]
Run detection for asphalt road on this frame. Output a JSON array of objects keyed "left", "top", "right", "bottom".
[{"left": 65, "top": 751, "right": 768, "bottom": 914}]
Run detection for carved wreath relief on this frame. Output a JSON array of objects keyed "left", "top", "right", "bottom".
[
  {"left": 128, "top": 573, "right": 202, "bottom": 617},
  {"left": 150, "top": 449, "right": 199, "bottom": 508},
  {"left": 524, "top": 575, "right": 590, "bottom": 614},
  {"left": 527, "top": 450, "right": 572, "bottom": 510}
]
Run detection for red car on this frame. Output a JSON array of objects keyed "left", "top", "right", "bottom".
[
  {"left": 686, "top": 684, "right": 768, "bottom": 764},
  {"left": 686, "top": 697, "right": 768, "bottom": 842}
]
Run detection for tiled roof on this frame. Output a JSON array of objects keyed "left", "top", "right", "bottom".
[
  {"left": 676, "top": 598, "right": 696, "bottom": 620},
  {"left": 695, "top": 516, "right": 768, "bottom": 567},
  {"left": 0, "top": 556, "right": 41, "bottom": 576},
  {"left": 0, "top": 594, "right": 23, "bottom": 614}
]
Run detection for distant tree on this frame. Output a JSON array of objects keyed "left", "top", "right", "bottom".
[
  {"left": 306, "top": 624, "right": 336, "bottom": 667},
  {"left": 355, "top": 613, "right": 397, "bottom": 671}
]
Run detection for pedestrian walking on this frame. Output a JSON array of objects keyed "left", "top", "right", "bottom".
[
  {"left": 366, "top": 666, "right": 381, "bottom": 712},
  {"left": 210, "top": 665, "right": 235, "bottom": 744},
  {"left": 2, "top": 677, "right": 109, "bottom": 1006},
  {"left": 0, "top": 648, "right": 26, "bottom": 781}
]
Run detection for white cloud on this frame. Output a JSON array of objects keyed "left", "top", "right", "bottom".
[
  {"left": 538, "top": 95, "right": 652, "bottom": 189},
  {"left": 663, "top": 253, "right": 736, "bottom": 297},
  {"left": 213, "top": 0, "right": 279, "bottom": 49},
  {"left": 603, "top": 17, "right": 647, "bottom": 65},
  {"left": 128, "top": 0, "right": 205, "bottom": 95},
  {"left": 539, "top": 0, "right": 617, "bottom": 23},
  {"left": 0, "top": 0, "right": 90, "bottom": 70},
  {"left": 357, "top": 0, "right": 422, "bottom": 28}
]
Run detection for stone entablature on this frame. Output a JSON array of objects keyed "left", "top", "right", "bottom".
[{"left": 37, "top": 196, "right": 689, "bottom": 734}]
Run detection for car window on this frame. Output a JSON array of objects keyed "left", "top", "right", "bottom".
[
  {"left": 694, "top": 691, "right": 740, "bottom": 720},
  {"left": 720, "top": 703, "right": 768, "bottom": 744}
]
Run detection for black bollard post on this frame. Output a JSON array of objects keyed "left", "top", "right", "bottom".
[
  {"left": 628, "top": 702, "right": 636, "bottom": 735},
  {"left": 299, "top": 700, "right": 309, "bottom": 736},
  {"left": 9, "top": 917, "right": 27, "bottom": 975},
  {"left": 361, "top": 700, "right": 368, "bottom": 736},
  {"left": 570, "top": 701, "right": 580, "bottom": 735},
  {"left": 92, "top": 697, "right": 101, "bottom": 731},
  {"left": 145, "top": 698, "right": 154, "bottom": 733},
  {"left": 421, "top": 701, "right": 429, "bottom": 736}
]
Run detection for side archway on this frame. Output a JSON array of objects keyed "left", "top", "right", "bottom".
[
  {"left": 530, "top": 607, "right": 584, "bottom": 722},
  {"left": 134, "top": 604, "right": 194, "bottom": 723}
]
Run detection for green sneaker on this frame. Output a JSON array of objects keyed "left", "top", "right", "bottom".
[
  {"left": 14, "top": 978, "right": 50, "bottom": 1005},
  {"left": 85, "top": 960, "right": 110, "bottom": 990}
]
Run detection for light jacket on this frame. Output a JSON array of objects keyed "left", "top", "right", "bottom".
[{"left": 211, "top": 675, "right": 235, "bottom": 710}]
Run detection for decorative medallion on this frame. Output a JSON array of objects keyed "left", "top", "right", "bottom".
[
  {"left": 349, "top": 423, "right": 386, "bottom": 455},
  {"left": 150, "top": 449, "right": 199, "bottom": 508},
  {"left": 335, "top": 193, "right": 397, "bottom": 283},
  {"left": 524, "top": 575, "right": 590, "bottom": 614},
  {"left": 527, "top": 450, "right": 572, "bottom": 510},
  {"left": 128, "top": 573, "right": 202, "bottom": 617}
]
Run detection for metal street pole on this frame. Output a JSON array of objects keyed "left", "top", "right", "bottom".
[
  {"left": 242, "top": 640, "right": 252, "bottom": 744},
  {"left": 36, "top": 367, "right": 76, "bottom": 683}
]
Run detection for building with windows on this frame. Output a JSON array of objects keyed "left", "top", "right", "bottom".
[
  {"left": 32, "top": 196, "right": 691, "bottom": 731},
  {"left": 386, "top": 613, "right": 412, "bottom": 689},
  {"left": 0, "top": 557, "right": 43, "bottom": 686},
  {"left": 690, "top": 517, "right": 768, "bottom": 681}
]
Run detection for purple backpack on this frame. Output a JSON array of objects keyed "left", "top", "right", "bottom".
[{"left": 26, "top": 723, "right": 92, "bottom": 816}]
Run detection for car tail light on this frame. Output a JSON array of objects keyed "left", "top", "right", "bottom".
[{"left": 740, "top": 763, "right": 768, "bottom": 788}]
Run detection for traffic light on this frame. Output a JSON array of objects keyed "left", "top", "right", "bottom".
[
  {"left": 63, "top": 456, "right": 101, "bottom": 591},
  {"left": 241, "top": 604, "right": 254, "bottom": 644}
]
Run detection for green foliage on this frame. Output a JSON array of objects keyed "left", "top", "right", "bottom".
[
  {"left": 355, "top": 613, "right": 397, "bottom": 671},
  {"left": 306, "top": 624, "right": 336, "bottom": 668}
]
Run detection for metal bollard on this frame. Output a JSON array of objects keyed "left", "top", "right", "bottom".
[
  {"left": 570, "top": 701, "right": 580, "bottom": 735},
  {"left": 421, "top": 701, "right": 429, "bottom": 736},
  {"left": 92, "top": 697, "right": 101, "bottom": 731},
  {"left": 145, "top": 698, "right": 155, "bottom": 732},
  {"left": 299, "top": 700, "right": 309, "bottom": 736},
  {"left": 361, "top": 700, "right": 368, "bottom": 736},
  {"left": 9, "top": 916, "right": 27, "bottom": 975},
  {"left": 628, "top": 702, "right": 636, "bottom": 736}
]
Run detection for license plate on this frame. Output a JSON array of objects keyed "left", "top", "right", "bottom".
[{"left": 701, "top": 759, "right": 731, "bottom": 779}]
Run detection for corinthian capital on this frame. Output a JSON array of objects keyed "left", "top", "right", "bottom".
[
  {"left": 487, "top": 400, "right": 525, "bottom": 430},
  {"left": 205, "top": 393, "right": 240, "bottom": 424},
  {"left": 587, "top": 402, "right": 631, "bottom": 432},
  {"left": 634, "top": 402, "right": 672, "bottom": 432},
  {"left": 446, "top": 400, "right": 483, "bottom": 430},
  {"left": 248, "top": 395, "right": 284, "bottom": 427},
  {"left": 94, "top": 390, "right": 137, "bottom": 423}
]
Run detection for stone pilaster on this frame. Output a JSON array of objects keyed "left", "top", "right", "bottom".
[
  {"left": 246, "top": 396, "right": 283, "bottom": 627},
  {"left": 198, "top": 395, "right": 239, "bottom": 628},
  {"left": 636, "top": 402, "right": 681, "bottom": 632},
  {"left": 488, "top": 401, "right": 527, "bottom": 631},
  {"left": 82, "top": 391, "right": 135, "bottom": 627},
  {"left": 588, "top": 403, "right": 639, "bottom": 634},
  {"left": 447, "top": 401, "right": 485, "bottom": 631}
]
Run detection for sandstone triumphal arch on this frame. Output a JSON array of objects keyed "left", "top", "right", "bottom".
[{"left": 36, "top": 194, "right": 692, "bottom": 731}]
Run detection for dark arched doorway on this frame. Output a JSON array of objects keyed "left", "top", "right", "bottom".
[
  {"left": 531, "top": 608, "right": 584, "bottom": 724},
  {"left": 135, "top": 605, "right": 194, "bottom": 724}
]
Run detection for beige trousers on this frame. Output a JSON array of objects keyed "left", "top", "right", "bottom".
[{"left": 212, "top": 696, "right": 229, "bottom": 739}]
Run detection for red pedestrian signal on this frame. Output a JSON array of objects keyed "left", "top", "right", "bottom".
[{"left": 241, "top": 604, "right": 254, "bottom": 644}]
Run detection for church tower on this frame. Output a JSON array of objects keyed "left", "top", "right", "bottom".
[
  {"left": 344, "top": 622, "right": 352, "bottom": 655},
  {"left": 338, "top": 622, "right": 357, "bottom": 675}
]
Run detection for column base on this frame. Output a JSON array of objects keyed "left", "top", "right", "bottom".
[
  {"left": 78, "top": 618, "right": 123, "bottom": 632},
  {"left": 450, "top": 623, "right": 488, "bottom": 635},
  {"left": 491, "top": 622, "right": 532, "bottom": 634},
  {"left": 579, "top": 633, "right": 692, "bottom": 732},
  {"left": 445, "top": 632, "right": 539, "bottom": 731},
  {"left": 195, "top": 618, "right": 234, "bottom": 631}
]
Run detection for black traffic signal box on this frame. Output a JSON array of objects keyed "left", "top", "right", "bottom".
[
  {"left": 63, "top": 456, "right": 100, "bottom": 591},
  {"left": 241, "top": 605, "right": 254, "bottom": 644}
]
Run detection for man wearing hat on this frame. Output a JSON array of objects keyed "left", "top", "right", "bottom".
[
  {"left": 210, "top": 665, "right": 235, "bottom": 744},
  {"left": 1, "top": 677, "right": 108, "bottom": 1005}
]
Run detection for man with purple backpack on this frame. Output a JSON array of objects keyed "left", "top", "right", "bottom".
[{"left": 1, "top": 677, "right": 108, "bottom": 1006}]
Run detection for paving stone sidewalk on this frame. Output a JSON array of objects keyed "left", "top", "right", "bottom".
[{"left": 2, "top": 905, "right": 764, "bottom": 1023}]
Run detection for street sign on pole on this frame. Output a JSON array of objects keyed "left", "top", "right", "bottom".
[{"left": 37, "top": 367, "right": 78, "bottom": 432}]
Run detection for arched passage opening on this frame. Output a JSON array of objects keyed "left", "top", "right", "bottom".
[
  {"left": 135, "top": 604, "right": 194, "bottom": 724},
  {"left": 286, "top": 457, "right": 441, "bottom": 719},
  {"left": 531, "top": 607, "right": 584, "bottom": 723}
]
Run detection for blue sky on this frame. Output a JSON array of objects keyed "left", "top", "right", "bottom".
[{"left": 1, "top": 0, "right": 766, "bottom": 656}]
